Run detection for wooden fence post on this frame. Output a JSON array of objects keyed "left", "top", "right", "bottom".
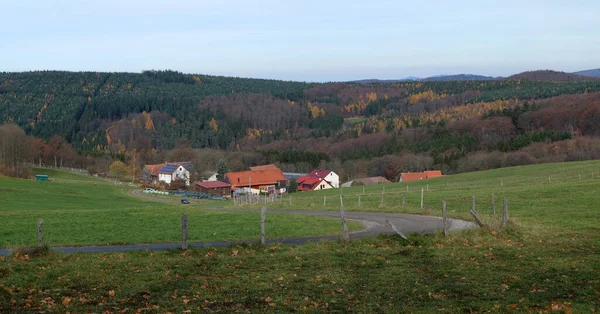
[
  {"left": 501, "top": 198, "right": 509, "bottom": 228},
  {"left": 442, "top": 200, "right": 448, "bottom": 237},
  {"left": 358, "top": 195, "right": 361, "bottom": 207},
  {"left": 181, "top": 214, "right": 188, "bottom": 250},
  {"left": 339, "top": 202, "right": 349, "bottom": 243},
  {"left": 386, "top": 220, "right": 408, "bottom": 240},
  {"left": 492, "top": 193, "right": 496, "bottom": 216},
  {"left": 406, "top": 185, "right": 409, "bottom": 192},
  {"left": 472, "top": 195, "right": 476, "bottom": 212},
  {"left": 323, "top": 195, "right": 326, "bottom": 206},
  {"left": 37, "top": 219, "right": 44, "bottom": 247},
  {"left": 260, "top": 206, "right": 266, "bottom": 245},
  {"left": 469, "top": 209, "right": 485, "bottom": 228},
  {"left": 402, "top": 193, "right": 406, "bottom": 206},
  {"left": 420, "top": 188, "right": 424, "bottom": 209}
]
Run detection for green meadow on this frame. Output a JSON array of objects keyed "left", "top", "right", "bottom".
[
  {"left": 1, "top": 162, "right": 599, "bottom": 312},
  {"left": 0, "top": 168, "right": 359, "bottom": 247}
]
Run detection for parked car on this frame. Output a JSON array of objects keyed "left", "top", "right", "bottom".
[
  {"left": 144, "top": 188, "right": 155, "bottom": 193},
  {"left": 181, "top": 198, "right": 190, "bottom": 204}
]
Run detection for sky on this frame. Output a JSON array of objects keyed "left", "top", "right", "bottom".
[{"left": 1, "top": 0, "right": 599, "bottom": 82}]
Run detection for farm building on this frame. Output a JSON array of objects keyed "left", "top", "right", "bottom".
[
  {"left": 194, "top": 181, "right": 231, "bottom": 197},
  {"left": 142, "top": 162, "right": 193, "bottom": 186},
  {"left": 297, "top": 176, "right": 334, "bottom": 191},
  {"left": 341, "top": 176, "right": 391, "bottom": 187},
  {"left": 306, "top": 169, "right": 339, "bottom": 188},
  {"left": 201, "top": 171, "right": 218, "bottom": 181},
  {"left": 226, "top": 165, "right": 287, "bottom": 195},
  {"left": 424, "top": 170, "right": 443, "bottom": 178},
  {"left": 399, "top": 171, "right": 443, "bottom": 182}
]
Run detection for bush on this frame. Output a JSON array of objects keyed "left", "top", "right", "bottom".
[
  {"left": 0, "top": 163, "right": 31, "bottom": 179},
  {"left": 501, "top": 152, "right": 536, "bottom": 168}
]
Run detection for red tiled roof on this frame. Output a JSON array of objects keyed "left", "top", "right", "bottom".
[
  {"left": 249, "top": 164, "right": 279, "bottom": 171},
  {"left": 145, "top": 163, "right": 166, "bottom": 176},
  {"left": 309, "top": 169, "right": 332, "bottom": 178},
  {"left": 401, "top": 172, "right": 424, "bottom": 182},
  {"left": 298, "top": 176, "right": 320, "bottom": 185},
  {"left": 298, "top": 176, "right": 332, "bottom": 191},
  {"left": 424, "top": 170, "right": 443, "bottom": 178},
  {"left": 195, "top": 181, "right": 231, "bottom": 189},
  {"left": 226, "top": 169, "right": 285, "bottom": 187}
]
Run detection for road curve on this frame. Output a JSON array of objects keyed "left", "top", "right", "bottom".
[{"left": 0, "top": 194, "right": 476, "bottom": 256}]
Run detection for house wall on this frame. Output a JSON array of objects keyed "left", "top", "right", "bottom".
[
  {"left": 197, "top": 186, "right": 231, "bottom": 197},
  {"left": 158, "top": 173, "right": 172, "bottom": 184},
  {"left": 325, "top": 172, "right": 340, "bottom": 188},
  {"left": 206, "top": 173, "right": 218, "bottom": 181},
  {"left": 314, "top": 181, "right": 334, "bottom": 190},
  {"left": 172, "top": 166, "right": 190, "bottom": 186}
]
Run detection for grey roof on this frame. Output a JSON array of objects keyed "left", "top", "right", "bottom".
[{"left": 283, "top": 172, "right": 307, "bottom": 180}]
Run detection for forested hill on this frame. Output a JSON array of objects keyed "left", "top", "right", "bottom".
[
  {"left": 3, "top": 69, "right": 600, "bottom": 175},
  {"left": 506, "top": 70, "right": 598, "bottom": 81}
]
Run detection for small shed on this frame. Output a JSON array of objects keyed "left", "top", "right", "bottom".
[
  {"left": 35, "top": 174, "right": 49, "bottom": 181},
  {"left": 194, "top": 180, "right": 232, "bottom": 197}
]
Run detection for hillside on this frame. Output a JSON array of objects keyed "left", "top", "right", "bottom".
[
  {"left": 507, "top": 70, "right": 597, "bottom": 81},
  {"left": 574, "top": 68, "right": 600, "bottom": 77},
  {"left": 0, "top": 169, "right": 358, "bottom": 247},
  {"left": 3, "top": 70, "right": 600, "bottom": 178},
  {"left": 2, "top": 160, "right": 599, "bottom": 312}
]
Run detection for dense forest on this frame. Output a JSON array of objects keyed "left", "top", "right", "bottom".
[{"left": 2, "top": 69, "right": 600, "bottom": 182}]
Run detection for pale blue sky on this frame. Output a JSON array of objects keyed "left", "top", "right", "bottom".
[{"left": 1, "top": 0, "right": 599, "bottom": 81}]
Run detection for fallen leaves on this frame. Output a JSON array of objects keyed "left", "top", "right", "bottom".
[
  {"left": 61, "top": 296, "right": 72, "bottom": 306},
  {"left": 108, "top": 290, "right": 115, "bottom": 298}
]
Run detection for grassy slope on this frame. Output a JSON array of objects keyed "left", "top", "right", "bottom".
[
  {"left": 0, "top": 170, "right": 359, "bottom": 247},
  {"left": 264, "top": 161, "right": 600, "bottom": 233},
  {"left": 1, "top": 162, "right": 599, "bottom": 312}
]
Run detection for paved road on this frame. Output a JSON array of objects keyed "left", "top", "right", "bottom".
[{"left": 0, "top": 192, "right": 476, "bottom": 256}]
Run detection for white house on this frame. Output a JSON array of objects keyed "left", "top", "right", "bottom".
[
  {"left": 144, "top": 162, "right": 191, "bottom": 186},
  {"left": 308, "top": 169, "right": 339, "bottom": 188}
]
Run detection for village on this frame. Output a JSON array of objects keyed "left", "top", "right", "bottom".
[{"left": 141, "top": 161, "right": 443, "bottom": 198}]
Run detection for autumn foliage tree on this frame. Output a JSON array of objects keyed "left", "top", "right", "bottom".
[{"left": 0, "top": 124, "right": 32, "bottom": 178}]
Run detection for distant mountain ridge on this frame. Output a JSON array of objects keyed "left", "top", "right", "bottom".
[
  {"left": 421, "top": 74, "right": 498, "bottom": 81},
  {"left": 574, "top": 68, "right": 600, "bottom": 77},
  {"left": 354, "top": 68, "right": 599, "bottom": 83},
  {"left": 506, "top": 70, "right": 599, "bottom": 81}
]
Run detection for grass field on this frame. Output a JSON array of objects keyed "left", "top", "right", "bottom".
[
  {"left": 255, "top": 161, "right": 600, "bottom": 233},
  {"left": 1, "top": 162, "right": 599, "bottom": 312},
  {"left": 0, "top": 169, "right": 360, "bottom": 247}
]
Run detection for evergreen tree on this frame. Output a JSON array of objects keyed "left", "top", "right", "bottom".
[
  {"left": 288, "top": 178, "right": 298, "bottom": 193},
  {"left": 217, "top": 159, "right": 229, "bottom": 181}
]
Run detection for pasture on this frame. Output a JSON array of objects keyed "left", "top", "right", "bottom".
[
  {"left": 259, "top": 161, "right": 600, "bottom": 233},
  {"left": 0, "top": 170, "right": 359, "bottom": 247},
  {"left": 0, "top": 162, "right": 599, "bottom": 312}
]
